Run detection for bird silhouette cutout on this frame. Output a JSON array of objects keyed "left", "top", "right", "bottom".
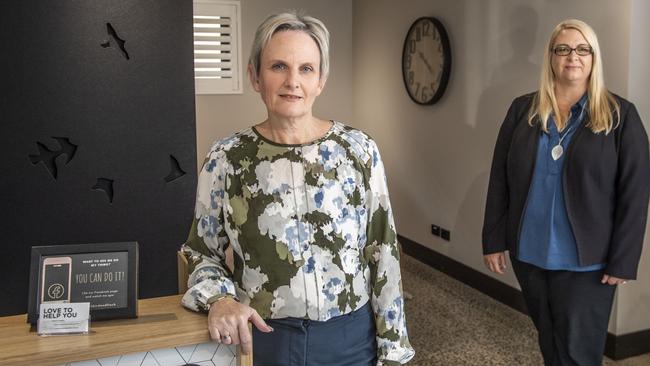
[
  {"left": 28, "top": 137, "right": 78, "bottom": 179},
  {"left": 164, "top": 155, "right": 186, "bottom": 183},
  {"left": 29, "top": 135, "right": 186, "bottom": 203},
  {"left": 100, "top": 23, "right": 130, "bottom": 60},
  {"left": 92, "top": 178, "right": 114, "bottom": 203}
]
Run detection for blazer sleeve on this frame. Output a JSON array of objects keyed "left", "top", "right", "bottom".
[
  {"left": 606, "top": 103, "right": 650, "bottom": 279},
  {"left": 482, "top": 97, "right": 525, "bottom": 254}
]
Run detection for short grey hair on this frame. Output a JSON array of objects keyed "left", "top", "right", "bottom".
[{"left": 249, "top": 11, "right": 330, "bottom": 80}]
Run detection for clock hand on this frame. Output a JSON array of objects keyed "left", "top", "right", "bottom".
[{"left": 418, "top": 51, "right": 433, "bottom": 74}]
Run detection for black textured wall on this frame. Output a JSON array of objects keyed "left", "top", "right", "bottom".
[{"left": 0, "top": 1, "right": 197, "bottom": 316}]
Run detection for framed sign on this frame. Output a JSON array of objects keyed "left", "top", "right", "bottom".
[{"left": 27, "top": 242, "right": 138, "bottom": 324}]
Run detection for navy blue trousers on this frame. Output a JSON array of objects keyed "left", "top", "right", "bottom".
[
  {"left": 252, "top": 302, "right": 377, "bottom": 366},
  {"left": 511, "top": 256, "right": 617, "bottom": 366}
]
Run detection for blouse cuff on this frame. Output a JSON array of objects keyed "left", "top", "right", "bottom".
[
  {"left": 181, "top": 277, "right": 238, "bottom": 312},
  {"left": 377, "top": 338, "right": 415, "bottom": 365}
]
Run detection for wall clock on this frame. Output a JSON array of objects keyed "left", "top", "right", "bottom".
[{"left": 402, "top": 17, "right": 451, "bottom": 105}]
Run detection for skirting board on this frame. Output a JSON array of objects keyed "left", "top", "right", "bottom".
[{"left": 398, "top": 234, "right": 650, "bottom": 360}]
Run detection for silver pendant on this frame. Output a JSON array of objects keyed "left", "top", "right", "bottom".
[{"left": 551, "top": 145, "right": 564, "bottom": 160}]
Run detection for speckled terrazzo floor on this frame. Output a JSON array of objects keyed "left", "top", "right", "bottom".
[{"left": 400, "top": 254, "right": 650, "bottom": 366}]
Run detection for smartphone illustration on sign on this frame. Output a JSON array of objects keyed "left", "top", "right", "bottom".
[{"left": 41, "top": 257, "right": 72, "bottom": 303}]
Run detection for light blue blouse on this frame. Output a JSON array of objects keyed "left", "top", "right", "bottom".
[{"left": 518, "top": 95, "right": 605, "bottom": 271}]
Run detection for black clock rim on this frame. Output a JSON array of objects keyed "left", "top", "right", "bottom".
[{"left": 401, "top": 16, "right": 452, "bottom": 105}]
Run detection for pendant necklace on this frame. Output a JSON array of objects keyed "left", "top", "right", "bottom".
[
  {"left": 551, "top": 104, "right": 586, "bottom": 161},
  {"left": 551, "top": 126, "right": 574, "bottom": 161}
]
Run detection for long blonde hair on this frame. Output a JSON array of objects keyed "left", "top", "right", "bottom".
[{"left": 528, "top": 19, "right": 619, "bottom": 134}]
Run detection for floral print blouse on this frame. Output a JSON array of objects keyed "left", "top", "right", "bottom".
[{"left": 181, "top": 121, "right": 414, "bottom": 365}]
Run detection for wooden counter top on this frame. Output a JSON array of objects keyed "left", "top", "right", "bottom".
[{"left": 0, "top": 295, "right": 212, "bottom": 366}]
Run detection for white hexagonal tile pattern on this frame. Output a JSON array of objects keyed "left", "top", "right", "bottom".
[{"left": 63, "top": 342, "right": 236, "bottom": 366}]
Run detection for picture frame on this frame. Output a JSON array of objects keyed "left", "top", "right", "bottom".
[{"left": 27, "top": 242, "right": 138, "bottom": 324}]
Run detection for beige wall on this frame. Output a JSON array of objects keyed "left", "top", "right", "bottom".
[
  {"left": 614, "top": 0, "right": 650, "bottom": 335},
  {"left": 352, "top": 0, "right": 649, "bottom": 335},
  {"left": 195, "top": 0, "right": 354, "bottom": 169}
]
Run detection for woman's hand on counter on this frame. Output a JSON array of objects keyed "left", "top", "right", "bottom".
[{"left": 207, "top": 297, "right": 274, "bottom": 354}]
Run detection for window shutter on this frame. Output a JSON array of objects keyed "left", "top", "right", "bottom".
[{"left": 193, "top": 0, "right": 242, "bottom": 94}]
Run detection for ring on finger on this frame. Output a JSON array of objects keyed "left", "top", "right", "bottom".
[{"left": 222, "top": 334, "right": 231, "bottom": 341}]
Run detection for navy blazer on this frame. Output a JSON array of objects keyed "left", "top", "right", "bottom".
[{"left": 482, "top": 92, "right": 650, "bottom": 279}]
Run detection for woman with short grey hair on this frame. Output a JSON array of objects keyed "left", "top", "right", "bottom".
[
  {"left": 181, "top": 10, "right": 414, "bottom": 365},
  {"left": 248, "top": 12, "right": 330, "bottom": 81}
]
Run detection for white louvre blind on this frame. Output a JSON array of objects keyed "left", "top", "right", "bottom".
[{"left": 193, "top": 0, "right": 242, "bottom": 94}]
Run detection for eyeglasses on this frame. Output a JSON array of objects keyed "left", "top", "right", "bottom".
[{"left": 552, "top": 44, "right": 593, "bottom": 56}]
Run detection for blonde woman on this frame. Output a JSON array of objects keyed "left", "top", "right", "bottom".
[{"left": 483, "top": 19, "right": 649, "bottom": 365}]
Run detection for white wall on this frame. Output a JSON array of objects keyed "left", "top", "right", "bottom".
[
  {"left": 195, "top": 0, "right": 354, "bottom": 169},
  {"left": 352, "top": 0, "right": 649, "bottom": 335}
]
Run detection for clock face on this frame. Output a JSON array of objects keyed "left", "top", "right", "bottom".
[{"left": 402, "top": 17, "right": 451, "bottom": 105}]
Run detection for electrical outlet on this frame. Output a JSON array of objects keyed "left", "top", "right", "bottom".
[
  {"left": 431, "top": 224, "right": 440, "bottom": 236},
  {"left": 440, "top": 228, "right": 451, "bottom": 241}
]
